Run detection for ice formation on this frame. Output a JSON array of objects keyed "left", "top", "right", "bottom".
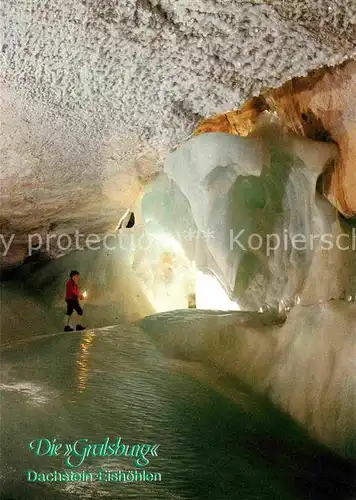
[
  {"left": 135, "top": 113, "right": 356, "bottom": 458},
  {"left": 140, "top": 116, "right": 355, "bottom": 312},
  {"left": 141, "top": 301, "right": 356, "bottom": 457}
]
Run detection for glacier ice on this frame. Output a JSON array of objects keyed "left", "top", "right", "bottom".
[
  {"left": 136, "top": 117, "right": 356, "bottom": 457},
  {"left": 140, "top": 117, "right": 355, "bottom": 311},
  {"left": 140, "top": 301, "right": 356, "bottom": 457}
]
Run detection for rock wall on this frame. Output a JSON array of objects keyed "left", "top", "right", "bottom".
[{"left": 194, "top": 60, "right": 356, "bottom": 218}]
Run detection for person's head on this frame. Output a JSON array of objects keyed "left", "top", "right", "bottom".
[{"left": 70, "top": 270, "right": 80, "bottom": 282}]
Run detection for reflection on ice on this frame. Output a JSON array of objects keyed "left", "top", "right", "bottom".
[
  {"left": 0, "top": 381, "right": 52, "bottom": 406},
  {"left": 141, "top": 301, "right": 356, "bottom": 458},
  {"left": 76, "top": 331, "right": 96, "bottom": 394}
]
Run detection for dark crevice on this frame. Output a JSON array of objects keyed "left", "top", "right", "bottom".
[
  {"left": 300, "top": 109, "right": 333, "bottom": 142},
  {"left": 138, "top": 0, "right": 170, "bottom": 23}
]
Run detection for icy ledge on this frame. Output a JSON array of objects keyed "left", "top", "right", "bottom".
[{"left": 140, "top": 301, "right": 356, "bottom": 457}]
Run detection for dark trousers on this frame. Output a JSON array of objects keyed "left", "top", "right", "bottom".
[{"left": 65, "top": 299, "right": 83, "bottom": 316}]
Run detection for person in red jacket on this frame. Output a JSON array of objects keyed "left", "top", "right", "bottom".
[{"left": 64, "top": 270, "right": 86, "bottom": 331}]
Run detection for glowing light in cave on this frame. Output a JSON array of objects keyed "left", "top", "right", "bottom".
[
  {"left": 196, "top": 271, "right": 240, "bottom": 311},
  {"left": 132, "top": 231, "right": 195, "bottom": 313},
  {"left": 131, "top": 229, "right": 240, "bottom": 313}
]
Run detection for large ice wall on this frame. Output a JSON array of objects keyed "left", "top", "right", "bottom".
[{"left": 142, "top": 118, "right": 356, "bottom": 310}]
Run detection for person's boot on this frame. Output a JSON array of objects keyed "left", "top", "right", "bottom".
[
  {"left": 64, "top": 325, "right": 74, "bottom": 332},
  {"left": 76, "top": 325, "right": 86, "bottom": 331}
]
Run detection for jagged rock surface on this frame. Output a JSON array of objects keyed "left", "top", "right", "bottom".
[{"left": 194, "top": 61, "right": 356, "bottom": 218}]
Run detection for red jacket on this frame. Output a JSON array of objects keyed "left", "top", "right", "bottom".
[{"left": 66, "top": 279, "right": 79, "bottom": 300}]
